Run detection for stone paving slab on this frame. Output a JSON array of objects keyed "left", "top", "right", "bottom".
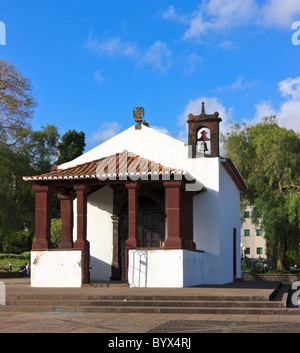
[{"left": 0, "top": 311, "right": 299, "bottom": 333}]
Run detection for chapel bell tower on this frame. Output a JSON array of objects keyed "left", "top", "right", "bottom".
[{"left": 187, "top": 102, "right": 222, "bottom": 158}]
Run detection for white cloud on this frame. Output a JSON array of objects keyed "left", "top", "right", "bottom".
[
  {"left": 88, "top": 121, "right": 122, "bottom": 146},
  {"left": 85, "top": 35, "right": 138, "bottom": 59},
  {"left": 163, "top": 0, "right": 300, "bottom": 40},
  {"left": 139, "top": 41, "right": 172, "bottom": 73},
  {"left": 162, "top": 5, "right": 189, "bottom": 24},
  {"left": 261, "top": 0, "right": 300, "bottom": 27},
  {"left": 176, "top": 77, "right": 299, "bottom": 147},
  {"left": 253, "top": 76, "right": 300, "bottom": 132},
  {"left": 277, "top": 76, "right": 300, "bottom": 132},
  {"left": 253, "top": 100, "right": 276, "bottom": 123},
  {"left": 277, "top": 99, "right": 300, "bottom": 131},
  {"left": 204, "top": 0, "right": 258, "bottom": 27},
  {"left": 279, "top": 76, "right": 300, "bottom": 99},
  {"left": 85, "top": 35, "right": 172, "bottom": 74},
  {"left": 216, "top": 75, "right": 257, "bottom": 92},
  {"left": 167, "top": 0, "right": 258, "bottom": 39},
  {"left": 93, "top": 70, "right": 104, "bottom": 83}
]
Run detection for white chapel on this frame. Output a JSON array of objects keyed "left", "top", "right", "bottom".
[{"left": 24, "top": 103, "right": 247, "bottom": 288}]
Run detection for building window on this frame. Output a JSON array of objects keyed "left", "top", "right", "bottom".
[
  {"left": 245, "top": 248, "right": 250, "bottom": 255},
  {"left": 256, "top": 229, "right": 262, "bottom": 236},
  {"left": 257, "top": 247, "right": 263, "bottom": 255},
  {"left": 244, "top": 229, "right": 250, "bottom": 236},
  {"left": 244, "top": 211, "right": 250, "bottom": 218}
]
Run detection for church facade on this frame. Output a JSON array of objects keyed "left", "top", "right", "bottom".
[{"left": 24, "top": 104, "right": 247, "bottom": 288}]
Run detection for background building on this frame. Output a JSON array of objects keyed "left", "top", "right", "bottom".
[{"left": 241, "top": 205, "right": 267, "bottom": 259}]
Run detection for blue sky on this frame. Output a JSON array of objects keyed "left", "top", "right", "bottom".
[{"left": 0, "top": 0, "right": 299, "bottom": 151}]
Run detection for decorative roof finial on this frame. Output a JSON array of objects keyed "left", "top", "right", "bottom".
[
  {"left": 201, "top": 102, "right": 205, "bottom": 115},
  {"left": 133, "top": 107, "right": 144, "bottom": 130}
]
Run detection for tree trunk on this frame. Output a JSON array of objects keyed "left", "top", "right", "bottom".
[
  {"left": 269, "top": 243, "right": 277, "bottom": 270},
  {"left": 279, "top": 240, "right": 290, "bottom": 271}
]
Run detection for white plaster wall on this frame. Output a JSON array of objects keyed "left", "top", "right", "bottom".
[
  {"left": 87, "top": 185, "right": 114, "bottom": 281},
  {"left": 182, "top": 250, "right": 205, "bottom": 287},
  {"left": 73, "top": 186, "right": 114, "bottom": 281},
  {"left": 219, "top": 161, "right": 242, "bottom": 282},
  {"left": 31, "top": 250, "right": 82, "bottom": 287},
  {"left": 59, "top": 125, "right": 187, "bottom": 173},
  {"left": 128, "top": 249, "right": 204, "bottom": 288},
  {"left": 191, "top": 158, "right": 222, "bottom": 284}
]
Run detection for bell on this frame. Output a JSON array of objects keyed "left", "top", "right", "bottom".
[{"left": 199, "top": 141, "right": 208, "bottom": 154}]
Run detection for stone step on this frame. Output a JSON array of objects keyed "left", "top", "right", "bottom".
[
  {"left": 0, "top": 304, "right": 299, "bottom": 316},
  {"left": 83, "top": 282, "right": 129, "bottom": 288},
  {"left": 7, "top": 293, "right": 273, "bottom": 302},
  {"left": 2, "top": 283, "right": 298, "bottom": 315},
  {"left": 4, "top": 298, "right": 287, "bottom": 308}
]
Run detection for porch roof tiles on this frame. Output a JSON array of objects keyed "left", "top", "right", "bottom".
[{"left": 23, "top": 151, "right": 185, "bottom": 182}]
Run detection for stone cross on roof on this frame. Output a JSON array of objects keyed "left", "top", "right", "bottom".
[{"left": 133, "top": 107, "right": 144, "bottom": 130}]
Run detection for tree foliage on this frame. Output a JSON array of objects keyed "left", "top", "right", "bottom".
[
  {"left": 221, "top": 116, "right": 300, "bottom": 269},
  {"left": 28, "top": 124, "right": 59, "bottom": 174},
  {"left": 50, "top": 218, "right": 61, "bottom": 248},
  {"left": 56, "top": 129, "right": 85, "bottom": 165},
  {"left": 0, "top": 124, "right": 59, "bottom": 253},
  {"left": 0, "top": 60, "right": 36, "bottom": 145},
  {"left": 0, "top": 60, "right": 61, "bottom": 252}
]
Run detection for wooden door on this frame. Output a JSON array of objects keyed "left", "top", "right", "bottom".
[{"left": 138, "top": 196, "right": 161, "bottom": 247}]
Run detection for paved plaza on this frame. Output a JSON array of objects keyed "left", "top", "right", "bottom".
[
  {"left": 0, "top": 278, "right": 299, "bottom": 334},
  {"left": 0, "top": 310, "right": 300, "bottom": 334}
]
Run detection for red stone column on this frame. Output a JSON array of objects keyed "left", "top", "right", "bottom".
[
  {"left": 124, "top": 182, "right": 139, "bottom": 284},
  {"left": 125, "top": 182, "right": 140, "bottom": 248},
  {"left": 181, "top": 191, "right": 196, "bottom": 250},
  {"left": 74, "top": 184, "right": 90, "bottom": 284},
  {"left": 164, "top": 181, "right": 183, "bottom": 249},
  {"left": 58, "top": 192, "right": 75, "bottom": 249},
  {"left": 32, "top": 185, "right": 54, "bottom": 251}
]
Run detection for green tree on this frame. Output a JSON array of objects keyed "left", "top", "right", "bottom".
[
  {"left": 0, "top": 125, "right": 60, "bottom": 252},
  {"left": 50, "top": 218, "right": 61, "bottom": 248},
  {"left": 51, "top": 129, "right": 85, "bottom": 218},
  {"left": 221, "top": 116, "right": 300, "bottom": 270},
  {"left": 0, "top": 61, "right": 61, "bottom": 253},
  {"left": 28, "top": 124, "right": 60, "bottom": 174},
  {"left": 56, "top": 129, "right": 85, "bottom": 165}
]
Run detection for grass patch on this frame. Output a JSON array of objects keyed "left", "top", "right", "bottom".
[{"left": 0, "top": 252, "right": 31, "bottom": 272}]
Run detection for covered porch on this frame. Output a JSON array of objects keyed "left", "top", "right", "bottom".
[{"left": 24, "top": 151, "right": 205, "bottom": 287}]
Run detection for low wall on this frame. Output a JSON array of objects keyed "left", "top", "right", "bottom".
[
  {"left": 0, "top": 272, "right": 23, "bottom": 278},
  {"left": 31, "top": 250, "right": 82, "bottom": 287},
  {"left": 242, "top": 272, "right": 300, "bottom": 284},
  {"left": 128, "top": 249, "right": 204, "bottom": 288}
]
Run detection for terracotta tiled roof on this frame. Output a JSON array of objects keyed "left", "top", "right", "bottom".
[{"left": 23, "top": 151, "right": 185, "bottom": 182}]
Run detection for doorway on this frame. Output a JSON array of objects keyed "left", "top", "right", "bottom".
[
  {"left": 119, "top": 195, "right": 163, "bottom": 247},
  {"left": 118, "top": 195, "right": 164, "bottom": 280},
  {"left": 233, "top": 227, "right": 237, "bottom": 278}
]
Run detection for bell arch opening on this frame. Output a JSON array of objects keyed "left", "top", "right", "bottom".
[{"left": 197, "top": 127, "right": 211, "bottom": 155}]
